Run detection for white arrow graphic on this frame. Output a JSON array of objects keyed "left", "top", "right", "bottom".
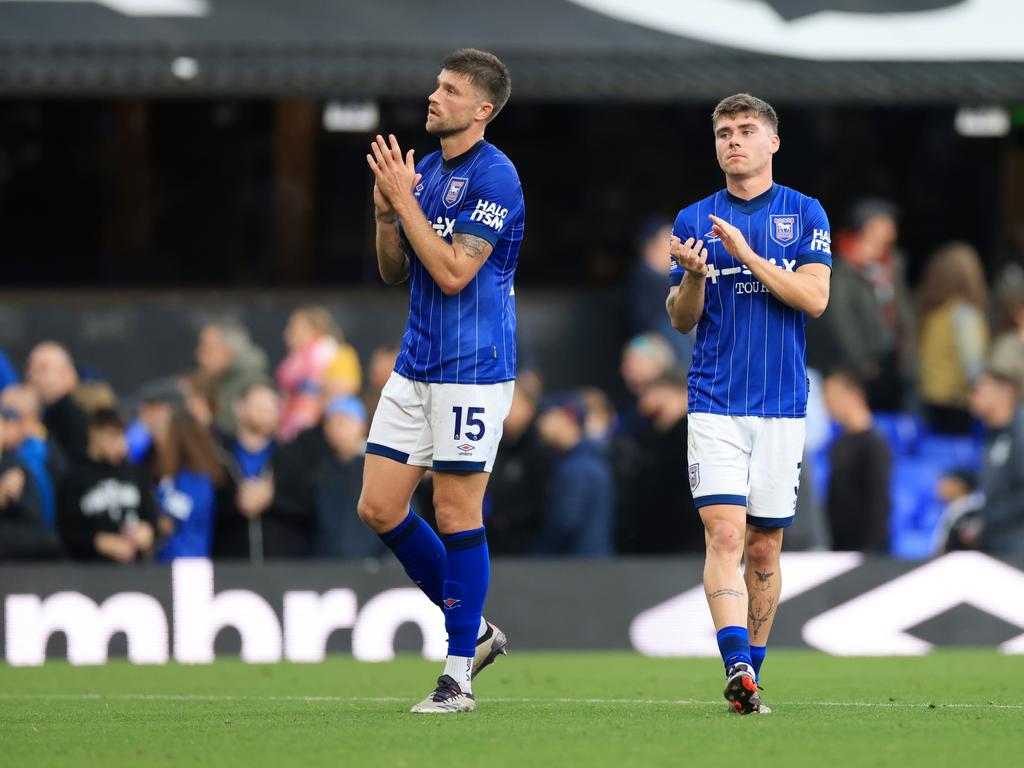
[
  {"left": 630, "top": 552, "right": 863, "bottom": 657},
  {"left": 803, "top": 551, "right": 1024, "bottom": 656}
]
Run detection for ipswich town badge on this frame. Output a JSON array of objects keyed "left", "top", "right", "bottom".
[
  {"left": 444, "top": 177, "right": 469, "bottom": 207},
  {"left": 770, "top": 214, "right": 799, "bottom": 247}
]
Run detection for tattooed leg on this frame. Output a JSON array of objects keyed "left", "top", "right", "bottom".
[
  {"left": 699, "top": 505, "right": 749, "bottom": 631},
  {"left": 744, "top": 526, "right": 783, "bottom": 646}
]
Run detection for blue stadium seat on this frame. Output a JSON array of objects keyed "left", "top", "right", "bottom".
[{"left": 889, "top": 457, "right": 945, "bottom": 560}]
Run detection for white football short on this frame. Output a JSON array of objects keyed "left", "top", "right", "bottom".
[
  {"left": 687, "top": 412, "right": 806, "bottom": 528},
  {"left": 366, "top": 372, "right": 515, "bottom": 473}
]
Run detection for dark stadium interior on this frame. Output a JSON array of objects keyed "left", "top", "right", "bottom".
[{"left": 0, "top": 98, "right": 1018, "bottom": 288}]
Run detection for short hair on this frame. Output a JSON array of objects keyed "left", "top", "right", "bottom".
[
  {"left": 712, "top": 93, "right": 779, "bottom": 135},
  {"left": 90, "top": 406, "right": 126, "bottom": 432},
  {"left": 441, "top": 48, "right": 512, "bottom": 121}
]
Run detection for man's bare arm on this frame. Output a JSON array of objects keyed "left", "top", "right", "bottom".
[
  {"left": 666, "top": 274, "right": 706, "bottom": 334},
  {"left": 375, "top": 215, "right": 410, "bottom": 285},
  {"left": 742, "top": 259, "right": 830, "bottom": 318},
  {"left": 708, "top": 214, "right": 830, "bottom": 317},
  {"left": 367, "top": 133, "right": 493, "bottom": 295},
  {"left": 666, "top": 235, "right": 708, "bottom": 333}
]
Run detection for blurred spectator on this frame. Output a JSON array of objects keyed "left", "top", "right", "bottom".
[
  {"left": 487, "top": 371, "right": 547, "bottom": 554},
  {"left": 322, "top": 340, "right": 363, "bottom": 400},
  {"left": 933, "top": 469, "right": 984, "bottom": 554},
  {"left": 613, "top": 372, "right": 702, "bottom": 553},
  {"left": 965, "top": 369, "right": 1024, "bottom": 553},
  {"left": 578, "top": 386, "right": 618, "bottom": 445},
  {"left": 278, "top": 396, "right": 381, "bottom": 558},
  {"left": 57, "top": 407, "right": 157, "bottom": 562},
  {"left": 917, "top": 242, "right": 989, "bottom": 435},
  {"left": 214, "top": 382, "right": 311, "bottom": 559},
  {"left": 125, "top": 377, "right": 183, "bottom": 467},
  {"left": 621, "top": 333, "right": 676, "bottom": 400},
  {"left": 822, "top": 368, "right": 891, "bottom": 552},
  {"left": 74, "top": 378, "right": 118, "bottom": 415},
  {"left": 276, "top": 306, "right": 354, "bottom": 441},
  {"left": 0, "top": 419, "right": 62, "bottom": 559},
  {"left": 989, "top": 263, "right": 1024, "bottom": 393},
  {"left": 179, "top": 371, "right": 217, "bottom": 429},
  {"left": 626, "top": 216, "right": 694, "bottom": 364},
  {"left": 363, "top": 344, "right": 399, "bottom": 417},
  {"left": 807, "top": 199, "right": 912, "bottom": 411},
  {"left": 153, "top": 409, "right": 225, "bottom": 562},
  {"left": 195, "top": 319, "right": 270, "bottom": 435},
  {"left": 26, "top": 341, "right": 89, "bottom": 464},
  {"left": 1, "top": 384, "right": 64, "bottom": 530},
  {"left": 533, "top": 394, "right": 614, "bottom": 556},
  {"left": 0, "top": 349, "right": 19, "bottom": 392}
]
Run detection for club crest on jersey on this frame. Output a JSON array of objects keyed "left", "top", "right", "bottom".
[
  {"left": 770, "top": 214, "right": 800, "bottom": 247},
  {"left": 444, "top": 177, "right": 469, "bottom": 207},
  {"left": 688, "top": 463, "right": 700, "bottom": 491}
]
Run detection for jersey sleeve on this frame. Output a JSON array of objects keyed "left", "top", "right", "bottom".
[
  {"left": 796, "top": 198, "right": 832, "bottom": 269},
  {"left": 452, "top": 161, "right": 524, "bottom": 247},
  {"left": 668, "top": 207, "right": 695, "bottom": 287}
]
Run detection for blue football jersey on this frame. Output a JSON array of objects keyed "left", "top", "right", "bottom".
[
  {"left": 394, "top": 140, "right": 525, "bottom": 385},
  {"left": 669, "top": 183, "right": 831, "bottom": 418}
]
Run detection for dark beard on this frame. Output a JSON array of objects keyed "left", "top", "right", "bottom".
[{"left": 426, "top": 119, "right": 471, "bottom": 139}]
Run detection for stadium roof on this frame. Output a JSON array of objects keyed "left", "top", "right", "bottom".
[{"left": 1, "top": 0, "right": 1023, "bottom": 102}]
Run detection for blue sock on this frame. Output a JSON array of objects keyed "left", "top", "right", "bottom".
[
  {"left": 441, "top": 527, "right": 489, "bottom": 658},
  {"left": 379, "top": 510, "right": 445, "bottom": 608},
  {"left": 750, "top": 645, "right": 767, "bottom": 680},
  {"left": 716, "top": 626, "right": 753, "bottom": 672}
]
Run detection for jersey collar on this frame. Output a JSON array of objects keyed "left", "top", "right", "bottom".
[
  {"left": 723, "top": 183, "right": 778, "bottom": 215},
  {"left": 441, "top": 139, "right": 487, "bottom": 174}
]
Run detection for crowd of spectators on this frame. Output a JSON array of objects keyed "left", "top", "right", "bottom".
[{"left": 1, "top": 202, "right": 1023, "bottom": 562}]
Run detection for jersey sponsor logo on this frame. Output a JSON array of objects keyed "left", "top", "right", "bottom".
[
  {"left": 810, "top": 228, "right": 832, "bottom": 255},
  {"left": 444, "top": 177, "right": 469, "bottom": 207},
  {"left": 468, "top": 199, "right": 509, "bottom": 231},
  {"left": 770, "top": 214, "right": 799, "bottom": 247},
  {"left": 688, "top": 463, "right": 700, "bottom": 491},
  {"left": 702, "top": 229, "right": 722, "bottom": 244},
  {"left": 432, "top": 216, "right": 455, "bottom": 238},
  {"left": 705, "top": 257, "right": 795, "bottom": 285}
]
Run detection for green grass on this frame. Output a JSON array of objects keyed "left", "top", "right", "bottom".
[{"left": 2, "top": 650, "right": 1022, "bottom": 767}]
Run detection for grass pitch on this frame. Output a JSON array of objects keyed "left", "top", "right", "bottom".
[{"left": 2, "top": 650, "right": 1022, "bottom": 767}]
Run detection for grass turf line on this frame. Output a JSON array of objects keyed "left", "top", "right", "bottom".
[{"left": 1, "top": 649, "right": 1022, "bottom": 768}]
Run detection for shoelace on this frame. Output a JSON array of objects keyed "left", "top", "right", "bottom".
[{"left": 430, "top": 675, "right": 462, "bottom": 702}]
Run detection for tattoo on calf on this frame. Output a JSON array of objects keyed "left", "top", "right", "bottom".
[
  {"left": 748, "top": 596, "right": 776, "bottom": 636},
  {"left": 754, "top": 570, "right": 774, "bottom": 590},
  {"left": 453, "top": 232, "right": 490, "bottom": 258},
  {"left": 709, "top": 588, "right": 744, "bottom": 599}
]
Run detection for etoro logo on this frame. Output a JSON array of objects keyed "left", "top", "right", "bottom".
[{"left": 432, "top": 217, "right": 455, "bottom": 238}]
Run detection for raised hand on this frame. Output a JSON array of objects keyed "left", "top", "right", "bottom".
[
  {"left": 708, "top": 214, "right": 752, "bottom": 263},
  {"left": 367, "top": 134, "right": 422, "bottom": 221},
  {"left": 670, "top": 235, "right": 709, "bottom": 278}
]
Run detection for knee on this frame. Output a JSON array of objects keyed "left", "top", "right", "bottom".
[
  {"left": 746, "top": 530, "right": 781, "bottom": 566},
  {"left": 706, "top": 521, "right": 744, "bottom": 562},
  {"left": 356, "top": 493, "right": 400, "bottom": 534}
]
